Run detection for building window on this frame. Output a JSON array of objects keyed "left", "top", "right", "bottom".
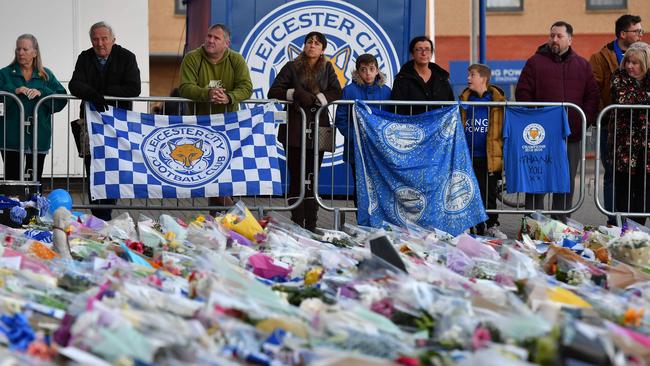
[
  {"left": 174, "top": 0, "right": 186, "bottom": 15},
  {"left": 586, "top": 0, "right": 626, "bottom": 10},
  {"left": 487, "top": 0, "right": 523, "bottom": 12}
]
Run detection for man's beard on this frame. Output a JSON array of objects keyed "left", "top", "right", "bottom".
[{"left": 550, "top": 44, "right": 560, "bottom": 54}]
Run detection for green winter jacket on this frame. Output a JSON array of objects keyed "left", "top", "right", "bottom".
[
  {"left": 178, "top": 47, "right": 253, "bottom": 115},
  {"left": 0, "top": 63, "right": 67, "bottom": 152}
]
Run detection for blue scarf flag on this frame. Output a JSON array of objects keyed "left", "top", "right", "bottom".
[
  {"left": 353, "top": 103, "right": 487, "bottom": 236},
  {"left": 85, "top": 103, "right": 283, "bottom": 200}
]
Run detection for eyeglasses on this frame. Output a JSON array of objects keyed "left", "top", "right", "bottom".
[
  {"left": 624, "top": 29, "right": 644, "bottom": 35},
  {"left": 413, "top": 47, "right": 433, "bottom": 54}
]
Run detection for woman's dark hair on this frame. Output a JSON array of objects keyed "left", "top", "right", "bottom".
[
  {"left": 409, "top": 36, "right": 434, "bottom": 54},
  {"left": 294, "top": 32, "right": 329, "bottom": 93},
  {"left": 304, "top": 31, "right": 327, "bottom": 50}
]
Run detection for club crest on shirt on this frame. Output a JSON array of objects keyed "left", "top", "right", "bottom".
[
  {"left": 523, "top": 123, "right": 546, "bottom": 145},
  {"left": 443, "top": 171, "right": 474, "bottom": 213},
  {"left": 383, "top": 123, "right": 424, "bottom": 152},
  {"left": 394, "top": 186, "right": 426, "bottom": 224},
  {"left": 141, "top": 125, "right": 231, "bottom": 188}
]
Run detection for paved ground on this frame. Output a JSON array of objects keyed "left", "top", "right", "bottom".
[{"left": 44, "top": 159, "right": 606, "bottom": 239}]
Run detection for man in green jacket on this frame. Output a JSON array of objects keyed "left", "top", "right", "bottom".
[
  {"left": 178, "top": 23, "right": 253, "bottom": 213},
  {"left": 179, "top": 23, "right": 253, "bottom": 115}
]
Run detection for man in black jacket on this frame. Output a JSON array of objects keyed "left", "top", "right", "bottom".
[{"left": 69, "top": 21, "right": 141, "bottom": 221}]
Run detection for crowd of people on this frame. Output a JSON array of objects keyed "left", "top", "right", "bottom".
[{"left": 0, "top": 15, "right": 649, "bottom": 232}]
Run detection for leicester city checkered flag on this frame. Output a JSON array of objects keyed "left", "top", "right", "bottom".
[{"left": 84, "top": 103, "right": 283, "bottom": 199}]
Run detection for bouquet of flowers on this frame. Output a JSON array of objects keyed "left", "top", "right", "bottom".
[{"left": 608, "top": 231, "right": 650, "bottom": 268}]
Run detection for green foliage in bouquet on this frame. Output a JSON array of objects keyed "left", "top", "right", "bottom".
[
  {"left": 521, "top": 326, "right": 560, "bottom": 366},
  {"left": 272, "top": 285, "right": 335, "bottom": 306},
  {"left": 390, "top": 309, "right": 436, "bottom": 338}
]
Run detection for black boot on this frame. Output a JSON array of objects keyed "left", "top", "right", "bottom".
[
  {"left": 289, "top": 197, "right": 305, "bottom": 228},
  {"left": 304, "top": 198, "right": 318, "bottom": 232}
]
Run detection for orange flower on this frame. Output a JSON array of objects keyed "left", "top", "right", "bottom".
[{"left": 624, "top": 308, "right": 645, "bottom": 328}]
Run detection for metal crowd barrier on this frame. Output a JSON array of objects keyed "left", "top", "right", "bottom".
[
  {"left": 0, "top": 91, "right": 28, "bottom": 181},
  {"left": 595, "top": 104, "right": 650, "bottom": 226},
  {"left": 23, "top": 95, "right": 306, "bottom": 217},
  {"left": 315, "top": 100, "right": 587, "bottom": 230}
]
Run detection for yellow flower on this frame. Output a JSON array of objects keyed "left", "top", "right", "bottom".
[{"left": 304, "top": 267, "right": 323, "bottom": 285}]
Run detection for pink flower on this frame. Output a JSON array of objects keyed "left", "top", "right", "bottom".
[
  {"left": 472, "top": 326, "right": 492, "bottom": 350},
  {"left": 370, "top": 298, "right": 394, "bottom": 318}
]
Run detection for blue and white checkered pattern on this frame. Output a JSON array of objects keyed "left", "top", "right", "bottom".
[{"left": 85, "top": 103, "right": 283, "bottom": 199}]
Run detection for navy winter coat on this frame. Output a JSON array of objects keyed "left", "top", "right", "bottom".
[{"left": 334, "top": 71, "right": 391, "bottom": 162}]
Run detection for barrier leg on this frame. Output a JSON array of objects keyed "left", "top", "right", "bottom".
[
  {"left": 616, "top": 213, "right": 623, "bottom": 228},
  {"left": 333, "top": 207, "right": 341, "bottom": 231}
]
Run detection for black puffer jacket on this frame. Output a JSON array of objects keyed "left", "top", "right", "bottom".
[{"left": 391, "top": 60, "right": 454, "bottom": 114}]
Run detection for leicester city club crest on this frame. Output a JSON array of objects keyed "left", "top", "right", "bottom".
[
  {"left": 141, "top": 125, "right": 232, "bottom": 188},
  {"left": 394, "top": 186, "right": 426, "bottom": 224},
  {"left": 523, "top": 123, "right": 546, "bottom": 145},
  {"left": 383, "top": 123, "right": 424, "bottom": 153},
  {"left": 240, "top": 0, "right": 400, "bottom": 99},
  {"left": 443, "top": 171, "right": 474, "bottom": 213},
  {"left": 438, "top": 113, "right": 459, "bottom": 139}
]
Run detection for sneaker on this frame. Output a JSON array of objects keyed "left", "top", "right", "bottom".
[{"left": 486, "top": 226, "right": 508, "bottom": 239}]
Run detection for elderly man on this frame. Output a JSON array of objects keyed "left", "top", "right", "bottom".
[
  {"left": 515, "top": 21, "right": 600, "bottom": 222},
  {"left": 179, "top": 23, "right": 253, "bottom": 213},
  {"left": 589, "top": 14, "right": 643, "bottom": 225},
  {"left": 69, "top": 21, "right": 141, "bottom": 221}
]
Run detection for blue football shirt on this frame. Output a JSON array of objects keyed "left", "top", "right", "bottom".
[
  {"left": 463, "top": 92, "right": 491, "bottom": 157},
  {"left": 503, "top": 106, "right": 571, "bottom": 193}
]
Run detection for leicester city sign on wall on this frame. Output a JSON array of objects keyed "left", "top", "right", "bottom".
[{"left": 240, "top": 0, "right": 401, "bottom": 99}]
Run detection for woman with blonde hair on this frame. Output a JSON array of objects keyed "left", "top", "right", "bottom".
[
  {"left": 609, "top": 41, "right": 650, "bottom": 223},
  {"left": 0, "top": 34, "right": 66, "bottom": 181}
]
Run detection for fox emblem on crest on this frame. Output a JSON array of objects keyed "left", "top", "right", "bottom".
[{"left": 168, "top": 140, "right": 204, "bottom": 169}]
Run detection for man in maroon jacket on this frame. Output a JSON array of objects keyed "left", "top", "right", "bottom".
[{"left": 515, "top": 21, "right": 600, "bottom": 222}]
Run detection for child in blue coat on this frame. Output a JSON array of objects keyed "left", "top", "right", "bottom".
[{"left": 334, "top": 54, "right": 391, "bottom": 207}]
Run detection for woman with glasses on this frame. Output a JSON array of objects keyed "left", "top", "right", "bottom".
[
  {"left": 609, "top": 41, "right": 650, "bottom": 224},
  {"left": 391, "top": 36, "right": 454, "bottom": 115},
  {"left": 0, "top": 34, "right": 66, "bottom": 181}
]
